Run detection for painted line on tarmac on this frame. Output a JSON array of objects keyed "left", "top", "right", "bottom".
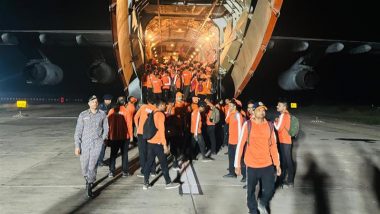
[
  {"left": 180, "top": 162, "right": 203, "bottom": 195},
  {"left": 38, "top": 116, "right": 77, "bottom": 119}
]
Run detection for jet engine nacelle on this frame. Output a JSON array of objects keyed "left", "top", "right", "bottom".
[
  {"left": 24, "top": 59, "right": 63, "bottom": 85},
  {"left": 88, "top": 60, "right": 115, "bottom": 84},
  {"left": 278, "top": 57, "right": 318, "bottom": 91}
]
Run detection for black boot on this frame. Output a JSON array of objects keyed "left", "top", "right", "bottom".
[{"left": 86, "top": 183, "right": 93, "bottom": 198}]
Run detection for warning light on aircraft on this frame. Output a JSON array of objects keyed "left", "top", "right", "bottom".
[
  {"left": 290, "top": 103, "right": 298, "bottom": 109},
  {"left": 170, "top": 43, "right": 175, "bottom": 47},
  {"left": 153, "top": 47, "right": 156, "bottom": 50},
  {"left": 173, "top": 52, "right": 176, "bottom": 55},
  {"left": 16, "top": 100, "right": 27, "bottom": 109}
]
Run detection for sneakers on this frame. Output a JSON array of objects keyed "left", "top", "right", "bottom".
[
  {"left": 223, "top": 173, "right": 237, "bottom": 178},
  {"left": 282, "top": 183, "right": 294, "bottom": 189},
  {"left": 240, "top": 177, "right": 246, "bottom": 183},
  {"left": 243, "top": 185, "right": 247, "bottom": 189},
  {"left": 150, "top": 173, "right": 157, "bottom": 178},
  {"left": 136, "top": 173, "right": 144, "bottom": 178},
  {"left": 172, "top": 166, "right": 181, "bottom": 171},
  {"left": 108, "top": 172, "right": 114, "bottom": 178},
  {"left": 143, "top": 183, "right": 152, "bottom": 190},
  {"left": 201, "top": 157, "right": 213, "bottom": 162},
  {"left": 165, "top": 182, "right": 180, "bottom": 190},
  {"left": 122, "top": 172, "right": 131, "bottom": 177},
  {"left": 257, "top": 202, "right": 268, "bottom": 214}
]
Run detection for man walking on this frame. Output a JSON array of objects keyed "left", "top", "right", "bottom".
[
  {"left": 97, "top": 94, "right": 113, "bottom": 167},
  {"left": 275, "top": 100, "right": 294, "bottom": 188},
  {"left": 143, "top": 100, "right": 180, "bottom": 190},
  {"left": 235, "top": 102, "right": 281, "bottom": 214},
  {"left": 74, "top": 95, "right": 109, "bottom": 198}
]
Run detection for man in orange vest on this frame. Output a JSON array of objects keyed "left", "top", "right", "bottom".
[
  {"left": 274, "top": 100, "right": 294, "bottom": 188},
  {"left": 190, "top": 101, "right": 212, "bottom": 162},
  {"left": 235, "top": 102, "right": 281, "bottom": 214},
  {"left": 107, "top": 97, "right": 132, "bottom": 178},
  {"left": 151, "top": 72, "right": 163, "bottom": 103},
  {"left": 133, "top": 98, "right": 157, "bottom": 177},
  {"left": 223, "top": 99, "right": 243, "bottom": 178},
  {"left": 161, "top": 71, "right": 172, "bottom": 102},
  {"left": 182, "top": 67, "right": 192, "bottom": 101}
]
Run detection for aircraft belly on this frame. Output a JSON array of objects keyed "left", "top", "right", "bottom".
[
  {"left": 231, "top": 0, "right": 283, "bottom": 97},
  {"left": 220, "top": 11, "right": 249, "bottom": 72}
]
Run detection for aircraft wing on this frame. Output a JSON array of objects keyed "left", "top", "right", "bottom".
[
  {"left": 0, "top": 30, "right": 113, "bottom": 47},
  {"left": 269, "top": 36, "right": 380, "bottom": 53}
]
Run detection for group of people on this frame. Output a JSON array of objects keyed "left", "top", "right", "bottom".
[
  {"left": 73, "top": 60, "right": 295, "bottom": 214},
  {"left": 141, "top": 61, "right": 216, "bottom": 104}
]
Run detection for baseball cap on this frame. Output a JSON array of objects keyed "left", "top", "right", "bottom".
[
  {"left": 103, "top": 94, "right": 113, "bottom": 100},
  {"left": 253, "top": 102, "right": 267, "bottom": 110},
  {"left": 88, "top": 95, "right": 97, "bottom": 102}
]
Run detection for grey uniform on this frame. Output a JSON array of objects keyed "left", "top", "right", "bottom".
[{"left": 74, "top": 109, "right": 109, "bottom": 183}]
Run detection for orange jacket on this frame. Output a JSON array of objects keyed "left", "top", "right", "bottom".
[
  {"left": 161, "top": 74, "right": 171, "bottom": 90},
  {"left": 182, "top": 70, "right": 192, "bottom": 86},
  {"left": 274, "top": 110, "right": 292, "bottom": 144},
  {"left": 125, "top": 103, "right": 135, "bottom": 137},
  {"left": 142, "top": 74, "right": 148, "bottom": 87},
  {"left": 225, "top": 110, "right": 243, "bottom": 145},
  {"left": 235, "top": 119, "right": 280, "bottom": 168},
  {"left": 108, "top": 106, "right": 132, "bottom": 140},
  {"left": 151, "top": 76, "right": 162, "bottom": 93},
  {"left": 134, "top": 104, "right": 156, "bottom": 135},
  {"left": 172, "top": 73, "right": 181, "bottom": 90},
  {"left": 147, "top": 74, "right": 155, "bottom": 88},
  {"left": 147, "top": 111, "right": 167, "bottom": 146},
  {"left": 191, "top": 109, "right": 202, "bottom": 134}
]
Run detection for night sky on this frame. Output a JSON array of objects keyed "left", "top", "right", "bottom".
[{"left": 0, "top": 0, "right": 379, "bottom": 105}]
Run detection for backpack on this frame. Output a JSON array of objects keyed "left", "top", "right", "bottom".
[
  {"left": 143, "top": 111, "right": 158, "bottom": 140},
  {"left": 210, "top": 107, "right": 220, "bottom": 124},
  {"left": 287, "top": 115, "right": 299, "bottom": 137}
]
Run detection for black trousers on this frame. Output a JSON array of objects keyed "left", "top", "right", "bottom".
[
  {"left": 241, "top": 144, "right": 247, "bottom": 179},
  {"left": 109, "top": 140, "right": 129, "bottom": 174},
  {"left": 228, "top": 144, "right": 237, "bottom": 175},
  {"left": 137, "top": 134, "right": 156, "bottom": 174},
  {"left": 247, "top": 166, "right": 276, "bottom": 214},
  {"left": 183, "top": 85, "right": 190, "bottom": 101},
  {"left": 153, "top": 93, "right": 162, "bottom": 103},
  {"left": 168, "top": 135, "right": 183, "bottom": 168},
  {"left": 162, "top": 89, "right": 171, "bottom": 102},
  {"left": 147, "top": 88, "right": 153, "bottom": 101},
  {"left": 144, "top": 143, "right": 171, "bottom": 184},
  {"left": 207, "top": 125, "right": 217, "bottom": 154},
  {"left": 279, "top": 143, "right": 294, "bottom": 184},
  {"left": 142, "top": 86, "right": 147, "bottom": 104},
  {"left": 191, "top": 134, "right": 207, "bottom": 159},
  {"left": 223, "top": 125, "right": 229, "bottom": 146}
]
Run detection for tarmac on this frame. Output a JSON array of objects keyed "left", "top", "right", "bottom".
[{"left": 0, "top": 104, "right": 379, "bottom": 214}]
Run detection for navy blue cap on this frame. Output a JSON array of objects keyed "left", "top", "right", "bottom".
[
  {"left": 88, "top": 95, "right": 97, "bottom": 102},
  {"left": 253, "top": 102, "right": 267, "bottom": 110},
  {"left": 103, "top": 94, "right": 113, "bottom": 100}
]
